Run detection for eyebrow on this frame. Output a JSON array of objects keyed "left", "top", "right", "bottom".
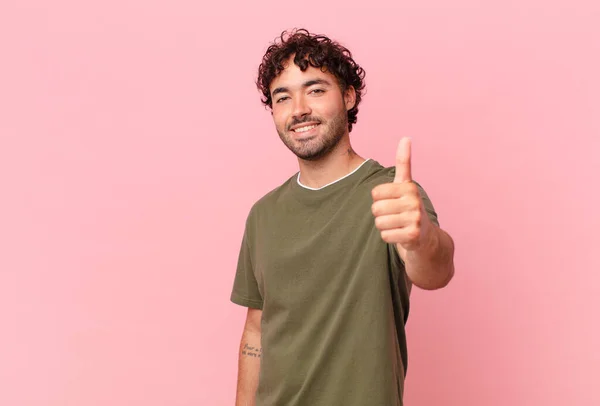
[{"left": 271, "top": 78, "right": 332, "bottom": 97}]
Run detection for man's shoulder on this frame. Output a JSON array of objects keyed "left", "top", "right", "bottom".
[
  {"left": 359, "top": 160, "right": 395, "bottom": 186},
  {"left": 362, "top": 160, "right": 430, "bottom": 191},
  {"left": 246, "top": 173, "right": 297, "bottom": 216}
]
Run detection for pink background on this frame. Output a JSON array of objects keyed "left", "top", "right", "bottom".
[{"left": 1, "top": 0, "right": 599, "bottom": 405}]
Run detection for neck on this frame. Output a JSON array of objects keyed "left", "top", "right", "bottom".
[{"left": 297, "top": 135, "right": 366, "bottom": 188}]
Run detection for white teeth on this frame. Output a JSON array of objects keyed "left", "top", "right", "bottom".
[{"left": 294, "top": 124, "right": 317, "bottom": 133}]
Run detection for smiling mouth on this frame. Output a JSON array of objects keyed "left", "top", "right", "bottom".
[{"left": 291, "top": 123, "right": 320, "bottom": 133}]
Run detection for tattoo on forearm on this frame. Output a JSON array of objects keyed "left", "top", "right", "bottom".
[{"left": 242, "top": 343, "right": 262, "bottom": 358}]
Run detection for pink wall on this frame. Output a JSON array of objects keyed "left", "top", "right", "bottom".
[{"left": 1, "top": 0, "right": 599, "bottom": 405}]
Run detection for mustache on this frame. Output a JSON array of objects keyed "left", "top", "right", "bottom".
[{"left": 288, "top": 116, "right": 321, "bottom": 130}]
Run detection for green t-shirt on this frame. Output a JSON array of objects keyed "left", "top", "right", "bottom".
[{"left": 231, "top": 159, "right": 439, "bottom": 406}]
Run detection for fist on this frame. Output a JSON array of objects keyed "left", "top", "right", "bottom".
[{"left": 371, "top": 137, "right": 431, "bottom": 251}]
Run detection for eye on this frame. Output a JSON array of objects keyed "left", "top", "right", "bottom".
[
  {"left": 275, "top": 96, "right": 289, "bottom": 103},
  {"left": 310, "top": 89, "right": 325, "bottom": 95}
]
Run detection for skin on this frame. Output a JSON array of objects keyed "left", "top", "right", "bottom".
[{"left": 235, "top": 308, "right": 261, "bottom": 406}]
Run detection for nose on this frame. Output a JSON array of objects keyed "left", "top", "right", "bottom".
[{"left": 291, "top": 95, "right": 311, "bottom": 120}]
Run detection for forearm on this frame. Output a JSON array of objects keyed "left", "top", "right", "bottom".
[
  {"left": 398, "top": 224, "right": 455, "bottom": 290},
  {"left": 235, "top": 329, "right": 262, "bottom": 406}
]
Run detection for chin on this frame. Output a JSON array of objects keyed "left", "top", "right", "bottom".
[{"left": 294, "top": 144, "right": 332, "bottom": 161}]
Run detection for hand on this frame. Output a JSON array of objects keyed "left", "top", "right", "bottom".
[{"left": 371, "top": 137, "right": 432, "bottom": 251}]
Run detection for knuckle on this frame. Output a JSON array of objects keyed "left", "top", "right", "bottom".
[
  {"left": 371, "top": 188, "right": 378, "bottom": 200},
  {"left": 382, "top": 231, "right": 397, "bottom": 243},
  {"left": 414, "top": 211, "right": 422, "bottom": 225},
  {"left": 409, "top": 229, "right": 420, "bottom": 240},
  {"left": 411, "top": 200, "right": 421, "bottom": 213}
]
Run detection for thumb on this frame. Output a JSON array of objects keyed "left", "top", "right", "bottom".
[{"left": 394, "top": 137, "right": 412, "bottom": 183}]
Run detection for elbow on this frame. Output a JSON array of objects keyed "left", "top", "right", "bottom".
[{"left": 412, "top": 262, "right": 455, "bottom": 291}]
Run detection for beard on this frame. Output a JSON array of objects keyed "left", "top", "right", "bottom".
[{"left": 276, "top": 111, "right": 348, "bottom": 161}]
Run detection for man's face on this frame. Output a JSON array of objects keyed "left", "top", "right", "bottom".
[{"left": 269, "top": 57, "right": 355, "bottom": 161}]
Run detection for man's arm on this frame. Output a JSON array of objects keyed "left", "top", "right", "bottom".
[
  {"left": 396, "top": 223, "right": 455, "bottom": 290},
  {"left": 372, "top": 137, "right": 455, "bottom": 290},
  {"left": 235, "top": 307, "right": 262, "bottom": 406}
]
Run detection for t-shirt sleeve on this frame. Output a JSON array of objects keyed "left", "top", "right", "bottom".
[
  {"left": 415, "top": 181, "right": 439, "bottom": 227},
  {"left": 230, "top": 219, "right": 264, "bottom": 310}
]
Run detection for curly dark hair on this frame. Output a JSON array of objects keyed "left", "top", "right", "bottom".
[{"left": 256, "top": 28, "right": 366, "bottom": 132}]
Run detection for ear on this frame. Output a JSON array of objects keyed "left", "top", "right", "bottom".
[{"left": 344, "top": 86, "right": 356, "bottom": 111}]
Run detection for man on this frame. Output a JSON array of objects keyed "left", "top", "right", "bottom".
[{"left": 230, "top": 28, "right": 455, "bottom": 406}]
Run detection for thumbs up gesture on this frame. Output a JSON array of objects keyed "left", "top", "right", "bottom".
[{"left": 371, "top": 138, "right": 433, "bottom": 252}]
